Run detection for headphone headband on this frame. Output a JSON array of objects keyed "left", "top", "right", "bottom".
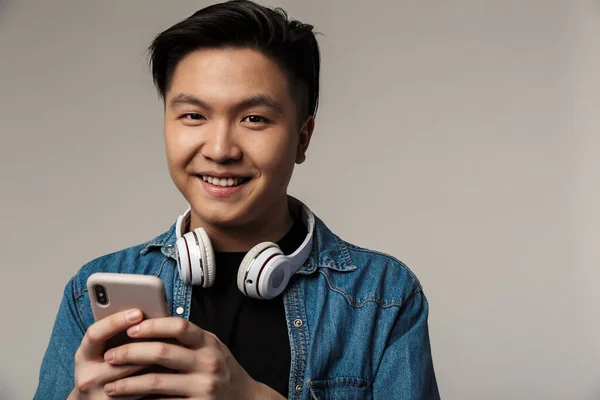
[
  {"left": 176, "top": 205, "right": 192, "bottom": 239},
  {"left": 288, "top": 203, "right": 314, "bottom": 270}
]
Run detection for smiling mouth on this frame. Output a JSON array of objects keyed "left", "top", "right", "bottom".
[{"left": 199, "top": 175, "right": 251, "bottom": 187}]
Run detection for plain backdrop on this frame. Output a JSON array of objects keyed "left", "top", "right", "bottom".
[{"left": 1, "top": 0, "right": 599, "bottom": 399}]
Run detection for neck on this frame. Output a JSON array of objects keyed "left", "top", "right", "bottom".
[{"left": 188, "top": 197, "right": 294, "bottom": 252}]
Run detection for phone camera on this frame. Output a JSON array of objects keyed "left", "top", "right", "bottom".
[{"left": 94, "top": 285, "right": 108, "bottom": 305}]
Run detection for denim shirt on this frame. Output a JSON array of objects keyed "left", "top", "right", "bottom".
[{"left": 34, "top": 212, "right": 440, "bottom": 400}]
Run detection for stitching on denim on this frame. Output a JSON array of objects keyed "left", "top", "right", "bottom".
[
  {"left": 343, "top": 241, "right": 423, "bottom": 289},
  {"left": 335, "top": 234, "right": 354, "bottom": 267},
  {"left": 73, "top": 270, "right": 90, "bottom": 326},
  {"left": 75, "top": 287, "right": 88, "bottom": 324},
  {"left": 71, "top": 277, "right": 88, "bottom": 326},
  {"left": 283, "top": 279, "right": 310, "bottom": 399},
  {"left": 319, "top": 270, "right": 405, "bottom": 308},
  {"left": 73, "top": 269, "right": 85, "bottom": 300},
  {"left": 296, "top": 260, "right": 356, "bottom": 276},
  {"left": 403, "top": 285, "right": 423, "bottom": 304},
  {"left": 74, "top": 287, "right": 87, "bottom": 301},
  {"left": 140, "top": 226, "right": 176, "bottom": 256},
  {"left": 312, "top": 381, "right": 371, "bottom": 388},
  {"left": 308, "top": 377, "right": 373, "bottom": 388},
  {"left": 155, "top": 257, "right": 168, "bottom": 277}
]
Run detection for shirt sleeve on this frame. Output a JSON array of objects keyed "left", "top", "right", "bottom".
[
  {"left": 33, "top": 276, "right": 85, "bottom": 400},
  {"left": 373, "top": 289, "right": 441, "bottom": 399}
]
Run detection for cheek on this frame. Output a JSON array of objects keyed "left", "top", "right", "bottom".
[
  {"left": 251, "top": 135, "right": 297, "bottom": 178},
  {"left": 164, "top": 125, "right": 194, "bottom": 167},
  {"left": 165, "top": 138, "right": 181, "bottom": 166}
]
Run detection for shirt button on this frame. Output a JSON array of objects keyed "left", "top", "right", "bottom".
[
  {"left": 176, "top": 307, "right": 184, "bottom": 315},
  {"left": 166, "top": 244, "right": 174, "bottom": 250},
  {"left": 293, "top": 319, "right": 303, "bottom": 327},
  {"left": 295, "top": 384, "right": 303, "bottom": 393}
]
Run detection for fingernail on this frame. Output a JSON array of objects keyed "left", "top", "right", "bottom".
[
  {"left": 126, "top": 309, "right": 142, "bottom": 322},
  {"left": 128, "top": 324, "right": 140, "bottom": 336},
  {"left": 104, "top": 349, "right": 115, "bottom": 362},
  {"left": 104, "top": 382, "right": 115, "bottom": 394}
]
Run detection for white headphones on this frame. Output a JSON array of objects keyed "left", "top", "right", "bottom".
[{"left": 174, "top": 202, "right": 315, "bottom": 299}]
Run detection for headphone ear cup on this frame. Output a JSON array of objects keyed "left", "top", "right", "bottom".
[
  {"left": 258, "top": 257, "right": 292, "bottom": 300},
  {"left": 176, "top": 231, "right": 204, "bottom": 285},
  {"left": 175, "top": 228, "right": 214, "bottom": 287},
  {"left": 237, "top": 242, "right": 279, "bottom": 296},
  {"left": 175, "top": 236, "right": 191, "bottom": 284},
  {"left": 195, "top": 228, "right": 215, "bottom": 288}
]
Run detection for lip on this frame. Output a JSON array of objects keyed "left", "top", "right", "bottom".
[
  {"left": 196, "top": 171, "right": 251, "bottom": 179},
  {"left": 197, "top": 176, "right": 251, "bottom": 199}
]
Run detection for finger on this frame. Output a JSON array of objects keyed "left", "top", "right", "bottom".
[
  {"left": 126, "top": 317, "right": 209, "bottom": 349},
  {"left": 101, "top": 362, "right": 150, "bottom": 383},
  {"left": 133, "top": 397, "right": 182, "bottom": 400},
  {"left": 105, "top": 373, "right": 216, "bottom": 397},
  {"left": 105, "top": 341, "right": 198, "bottom": 372},
  {"left": 79, "top": 309, "right": 144, "bottom": 359},
  {"left": 74, "top": 363, "right": 148, "bottom": 396},
  {"left": 137, "top": 396, "right": 172, "bottom": 400}
]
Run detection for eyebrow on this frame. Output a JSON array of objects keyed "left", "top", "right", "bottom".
[
  {"left": 168, "top": 93, "right": 285, "bottom": 117},
  {"left": 169, "top": 93, "right": 210, "bottom": 110}
]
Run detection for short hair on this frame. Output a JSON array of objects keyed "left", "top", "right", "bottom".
[{"left": 148, "top": 0, "right": 320, "bottom": 121}]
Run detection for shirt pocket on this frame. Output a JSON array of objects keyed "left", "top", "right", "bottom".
[{"left": 308, "top": 377, "right": 373, "bottom": 400}]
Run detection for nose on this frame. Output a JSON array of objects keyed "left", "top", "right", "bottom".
[{"left": 200, "top": 122, "right": 242, "bottom": 164}]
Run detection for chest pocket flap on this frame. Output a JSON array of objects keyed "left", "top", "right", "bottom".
[{"left": 308, "top": 377, "right": 373, "bottom": 400}]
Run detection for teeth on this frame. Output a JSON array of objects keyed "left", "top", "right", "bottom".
[{"left": 201, "top": 175, "right": 244, "bottom": 187}]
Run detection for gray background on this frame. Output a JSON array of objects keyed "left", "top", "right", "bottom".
[{"left": 1, "top": 0, "right": 599, "bottom": 399}]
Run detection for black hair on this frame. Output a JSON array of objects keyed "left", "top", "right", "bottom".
[{"left": 148, "top": 0, "right": 320, "bottom": 121}]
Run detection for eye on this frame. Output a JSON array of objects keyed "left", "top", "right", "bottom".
[
  {"left": 243, "top": 115, "right": 269, "bottom": 124},
  {"left": 181, "top": 113, "right": 205, "bottom": 121}
]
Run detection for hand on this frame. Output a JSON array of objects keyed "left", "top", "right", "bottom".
[
  {"left": 69, "top": 308, "right": 148, "bottom": 400},
  {"left": 101, "top": 317, "right": 285, "bottom": 399}
]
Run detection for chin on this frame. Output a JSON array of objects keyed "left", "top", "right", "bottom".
[
  {"left": 191, "top": 198, "right": 255, "bottom": 228},
  {"left": 201, "top": 212, "right": 244, "bottom": 228},
  {"left": 181, "top": 176, "right": 277, "bottom": 228}
]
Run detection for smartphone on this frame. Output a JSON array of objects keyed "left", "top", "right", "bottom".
[
  {"left": 87, "top": 272, "right": 170, "bottom": 321},
  {"left": 87, "top": 273, "right": 170, "bottom": 350}
]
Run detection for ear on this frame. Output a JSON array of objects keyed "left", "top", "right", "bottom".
[{"left": 295, "top": 117, "right": 315, "bottom": 164}]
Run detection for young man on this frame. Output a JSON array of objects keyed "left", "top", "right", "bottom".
[{"left": 34, "top": 1, "right": 440, "bottom": 399}]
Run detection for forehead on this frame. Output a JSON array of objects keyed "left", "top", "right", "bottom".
[{"left": 167, "top": 48, "right": 292, "bottom": 103}]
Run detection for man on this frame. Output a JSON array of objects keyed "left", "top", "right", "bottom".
[{"left": 34, "top": 1, "right": 440, "bottom": 399}]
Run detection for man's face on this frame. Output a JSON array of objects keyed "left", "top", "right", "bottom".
[{"left": 164, "top": 48, "right": 312, "bottom": 229}]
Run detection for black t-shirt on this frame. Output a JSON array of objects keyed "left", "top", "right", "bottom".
[{"left": 188, "top": 218, "right": 307, "bottom": 398}]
